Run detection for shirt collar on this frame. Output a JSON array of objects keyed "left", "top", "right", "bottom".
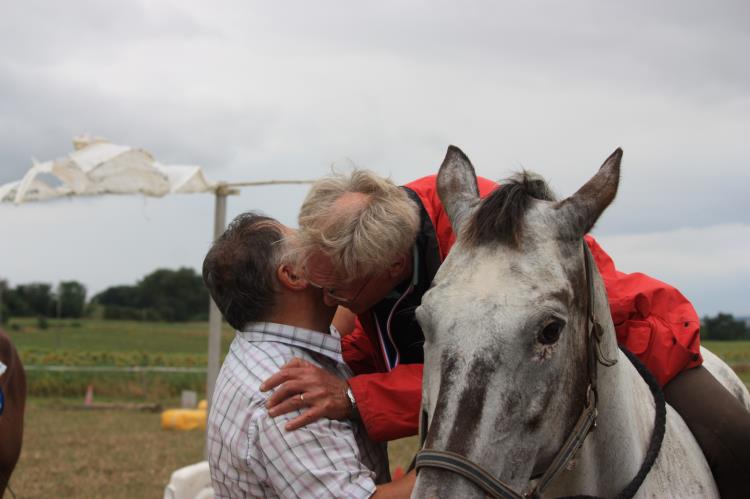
[{"left": 238, "top": 322, "right": 344, "bottom": 364}]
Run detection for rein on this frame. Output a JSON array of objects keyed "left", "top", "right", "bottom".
[{"left": 415, "top": 242, "right": 666, "bottom": 498}]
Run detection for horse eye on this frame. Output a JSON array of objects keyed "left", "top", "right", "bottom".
[{"left": 537, "top": 320, "right": 564, "bottom": 345}]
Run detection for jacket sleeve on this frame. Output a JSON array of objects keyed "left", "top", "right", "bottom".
[
  {"left": 585, "top": 235, "right": 702, "bottom": 387},
  {"left": 347, "top": 364, "right": 423, "bottom": 442}
]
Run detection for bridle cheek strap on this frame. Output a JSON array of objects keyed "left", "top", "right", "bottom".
[
  {"left": 415, "top": 449, "right": 526, "bottom": 499},
  {"left": 415, "top": 388, "right": 597, "bottom": 499},
  {"left": 530, "top": 386, "right": 597, "bottom": 496}
]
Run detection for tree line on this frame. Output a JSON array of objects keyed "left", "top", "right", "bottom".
[
  {"left": 2, "top": 272, "right": 748, "bottom": 336},
  {"left": 1, "top": 267, "right": 208, "bottom": 323},
  {"left": 700, "top": 313, "right": 750, "bottom": 341}
]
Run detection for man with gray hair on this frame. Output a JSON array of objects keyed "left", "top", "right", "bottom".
[
  {"left": 203, "top": 211, "right": 415, "bottom": 498},
  {"left": 260, "top": 160, "right": 496, "bottom": 441}
]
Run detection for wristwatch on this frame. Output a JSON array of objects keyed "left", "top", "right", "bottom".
[{"left": 345, "top": 385, "right": 360, "bottom": 420}]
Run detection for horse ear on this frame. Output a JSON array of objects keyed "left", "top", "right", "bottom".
[
  {"left": 437, "top": 145, "right": 480, "bottom": 232},
  {"left": 555, "top": 148, "right": 622, "bottom": 239}
]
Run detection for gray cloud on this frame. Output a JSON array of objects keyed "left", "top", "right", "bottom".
[{"left": 1, "top": 0, "right": 748, "bottom": 312}]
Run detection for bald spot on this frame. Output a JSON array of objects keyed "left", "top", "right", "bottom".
[{"left": 329, "top": 191, "right": 371, "bottom": 220}]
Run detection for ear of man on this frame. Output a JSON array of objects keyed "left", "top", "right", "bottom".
[
  {"left": 277, "top": 263, "right": 308, "bottom": 291},
  {"left": 387, "top": 253, "right": 410, "bottom": 280}
]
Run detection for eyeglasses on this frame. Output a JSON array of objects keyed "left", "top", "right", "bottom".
[{"left": 307, "top": 274, "right": 372, "bottom": 305}]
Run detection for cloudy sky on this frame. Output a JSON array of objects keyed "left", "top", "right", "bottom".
[{"left": 1, "top": 0, "right": 748, "bottom": 316}]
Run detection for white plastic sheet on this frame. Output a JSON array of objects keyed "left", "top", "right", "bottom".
[{"left": 0, "top": 135, "right": 215, "bottom": 204}]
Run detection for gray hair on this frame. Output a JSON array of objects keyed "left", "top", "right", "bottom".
[{"left": 297, "top": 169, "right": 420, "bottom": 279}]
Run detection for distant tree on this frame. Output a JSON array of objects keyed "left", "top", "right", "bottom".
[
  {"left": 57, "top": 281, "right": 87, "bottom": 318},
  {"left": 3, "top": 287, "right": 29, "bottom": 317},
  {"left": 0, "top": 279, "right": 8, "bottom": 324},
  {"left": 701, "top": 313, "right": 748, "bottom": 341},
  {"left": 91, "top": 267, "right": 208, "bottom": 322},
  {"left": 10, "top": 283, "right": 55, "bottom": 317},
  {"left": 90, "top": 285, "right": 143, "bottom": 319},
  {"left": 92, "top": 285, "right": 142, "bottom": 308},
  {"left": 137, "top": 267, "right": 208, "bottom": 321}
]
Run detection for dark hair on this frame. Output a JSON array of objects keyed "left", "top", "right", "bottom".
[
  {"left": 463, "top": 171, "right": 556, "bottom": 248},
  {"left": 202, "top": 212, "right": 285, "bottom": 330}
]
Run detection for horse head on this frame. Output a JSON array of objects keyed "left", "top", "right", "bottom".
[{"left": 413, "top": 146, "right": 622, "bottom": 497}]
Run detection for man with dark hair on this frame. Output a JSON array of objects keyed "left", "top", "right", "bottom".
[
  {"left": 203, "top": 212, "right": 414, "bottom": 498},
  {"left": 202, "top": 213, "right": 285, "bottom": 329}
]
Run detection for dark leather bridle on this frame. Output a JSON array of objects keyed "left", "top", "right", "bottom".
[{"left": 415, "top": 242, "right": 665, "bottom": 499}]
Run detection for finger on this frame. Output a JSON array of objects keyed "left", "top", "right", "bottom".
[
  {"left": 265, "top": 381, "right": 305, "bottom": 408},
  {"left": 268, "top": 393, "right": 308, "bottom": 418},
  {"left": 285, "top": 407, "right": 324, "bottom": 431},
  {"left": 260, "top": 372, "right": 282, "bottom": 392},
  {"left": 280, "top": 357, "right": 309, "bottom": 369},
  {"left": 259, "top": 365, "right": 309, "bottom": 392}
]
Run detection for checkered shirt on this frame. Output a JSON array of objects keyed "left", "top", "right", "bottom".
[{"left": 207, "top": 322, "right": 390, "bottom": 498}]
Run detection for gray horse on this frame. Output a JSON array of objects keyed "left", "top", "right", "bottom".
[{"left": 413, "top": 147, "right": 749, "bottom": 498}]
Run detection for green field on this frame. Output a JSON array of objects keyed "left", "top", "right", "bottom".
[
  {"left": 7, "top": 317, "right": 234, "bottom": 358},
  {"left": 702, "top": 340, "right": 750, "bottom": 363},
  {"left": 702, "top": 340, "right": 750, "bottom": 385},
  {"left": 6, "top": 319, "right": 750, "bottom": 398},
  {"left": 6, "top": 318, "right": 235, "bottom": 399}
]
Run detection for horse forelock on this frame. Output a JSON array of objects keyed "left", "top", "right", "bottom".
[{"left": 463, "top": 171, "right": 556, "bottom": 249}]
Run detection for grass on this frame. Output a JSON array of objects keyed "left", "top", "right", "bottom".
[
  {"left": 11, "top": 397, "right": 205, "bottom": 499},
  {"left": 388, "top": 436, "right": 421, "bottom": 474},
  {"left": 7, "top": 318, "right": 235, "bottom": 356},
  {"left": 702, "top": 340, "right": 750, "bottom": 362},
  {"left": 703, "top": 340, "right": 750, "bottom": 385}
]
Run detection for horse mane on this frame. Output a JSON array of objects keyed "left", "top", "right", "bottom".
[{"left": 463, "top": 171, "right": 556, "bottom": 248}]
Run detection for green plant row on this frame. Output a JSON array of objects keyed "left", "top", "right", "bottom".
[
  {"left": 26, "top": 370, "right": 206, "bottom": 400},
  {"left": 20, "top": 349, "right": 207, "bottom": 367}
]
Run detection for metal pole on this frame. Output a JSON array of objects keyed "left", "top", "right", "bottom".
[
  {"left": 206, "top": 185, "right": 228, "bottom": 410},
  {"left": 224, "top": 179, "right": 316, "bottom": 188}
]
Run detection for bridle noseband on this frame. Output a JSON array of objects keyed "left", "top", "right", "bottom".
[{"left": 415, "top": 242, "right": 664, "bottom": 499}]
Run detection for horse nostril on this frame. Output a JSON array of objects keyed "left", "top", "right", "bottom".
[{"left": 538, "top": 321, "right": 564, "bottom": 345}]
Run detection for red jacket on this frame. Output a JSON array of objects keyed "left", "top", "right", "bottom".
[{"left": 343, "top": 175, "right": 702, "bottom": 442}]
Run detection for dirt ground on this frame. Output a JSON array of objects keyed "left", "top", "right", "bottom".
[
  {"left": 10, "top": 398, "right": 205, "bottom": 499},
  {"left": 8, "top": 398, "right": 419, "bottom": 498}
]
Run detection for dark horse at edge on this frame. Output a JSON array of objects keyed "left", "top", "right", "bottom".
[{"left": 0, "top": 329, "right": 25, "bottom": 498}]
